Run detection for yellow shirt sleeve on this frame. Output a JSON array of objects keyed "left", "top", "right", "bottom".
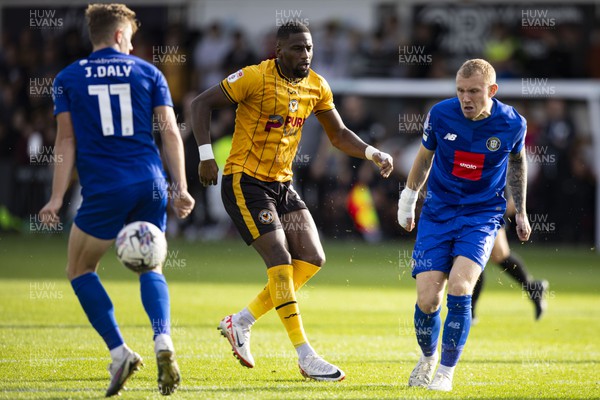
[
  {"left": 219, "top": 65, "right": 260, "bottom": 104},
  {"left": 313, "top": 75, "right": 335, "bottom": 115}
]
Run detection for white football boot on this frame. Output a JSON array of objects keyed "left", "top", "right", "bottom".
[
  {"left": 105, "top": 347, "right": 143, "bottom": 397},
  {"left": 218, "top": 314, "right": 255, "bottom": 368},
  {"left": 298, "top": 354, "right": 345, "bottom": 381},
  {"left": 408, "top": 353, "right": 438, "bottom": 387},
  {"left": 428, "top": 370, "right": 453, "bottom": 391}
]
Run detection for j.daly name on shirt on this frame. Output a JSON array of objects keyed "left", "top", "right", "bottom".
[{"left": 84, "top": 65, "right": 132, "bottom": 78}]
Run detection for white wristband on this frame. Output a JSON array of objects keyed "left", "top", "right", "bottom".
[
  {"left": 198, "top": 144, "right": 214, "bottom": 161},
  {"left": 365, "top": 145, "right": 377, "bottom": 160}
]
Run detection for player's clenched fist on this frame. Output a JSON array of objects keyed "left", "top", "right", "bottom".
[
  {"left": 397, "top": 187, "right": 418, "bottom": 231},
  {"left": 198, "top": 159, "right": 219, "bottom": 187},
  {"left": 39, "top": 198, "right": 63, "bottom": 226},
  {"left": 372, "top": 151, "right": 393, "bottom": 178},
  {"left": 515, "top": 212, "right": 531, "bottom": 242},
  {"left": 172, "top": 191, "right": 195, "bottom": 219}
]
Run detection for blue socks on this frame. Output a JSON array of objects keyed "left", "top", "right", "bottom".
[
  {"left": 414, "top": 294, "right": 473, "bottom": 367},
  {"left": 414, "top": 304, "right": 441, "bottom": 357},
  {"left": 441, "top": 294, "right": 472, "bottom": 367},
  {"left": 140, "top": 272, "right": 171, "bottom": 339},
  {"left": 71, "top": 273, "right": 124, "bottom": 350},
  {"left": 71, "top": 271, "right": 172, "bottom": 349}
]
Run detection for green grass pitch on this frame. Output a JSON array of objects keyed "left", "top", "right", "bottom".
[{"left": 0, "top": 234, "right": 598, "bottom": 399}]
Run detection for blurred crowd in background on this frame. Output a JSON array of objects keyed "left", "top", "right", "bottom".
[{"left": 0, "top": 2, "right": 596, "bottom": 244}]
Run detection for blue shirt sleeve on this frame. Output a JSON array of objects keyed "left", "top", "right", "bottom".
[
  {"left": 52, "top": 73, "right": 70, "bottom": 115},
  {"left": 421, "top": 110, "right": 437, "bottom": 150},
  {"left": 511, "top": 117, "right": 527, "bottom": 154},
  {"left": 152, "top": 68, "right": 173, "bottom": 108}
]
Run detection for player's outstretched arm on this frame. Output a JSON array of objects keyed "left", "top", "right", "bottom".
[
  {"left": 190, "top": 85, "right": 234, "bottom": 187},
  {"left": 316, "top": 108, "right": 393, "bottom": 178},
  {"left": 39, "top": 112, "right": 76, "bottom": 225},
  {"left": 507, "top": 148, "right": 531, "bottom": 241},
  {"left": 398, "top": 144, "right": 434, "bottom": 232},
  {"left": 154, "top": 105, "right": 195, "bottom": 219}
]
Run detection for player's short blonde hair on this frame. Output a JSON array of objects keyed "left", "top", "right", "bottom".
[
  {"left": 457, "top": 59, "right": 496, "bottom": 85},
  {"left": 85, "top": 3, "right": 139, "bottom": 46}
]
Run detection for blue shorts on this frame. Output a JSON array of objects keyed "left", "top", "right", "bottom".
[
  {"left": 411, "top": 213, "right": 502, "bottom": 277},
  {"left": 74, "top": 179, "right": 167, "bottom": 240}
]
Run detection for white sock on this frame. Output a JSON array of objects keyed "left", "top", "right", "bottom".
[
  {"left": 109, "top": 344, "right": 127, "bottom": 361},
  {"left": 436, "top": 364, "right": 455, "bottom": 378},
  {"left": 296, "top": 343, "right": 317, "bottom": 360},
  {"left": 155, "top": 334, "right": 174, "bottom": 353},
  {"left": 233, "top": 308, "right": 255, "bottom": 329},
  {"left": 422, "top": 352, "right": 438, "bottom": 361}
]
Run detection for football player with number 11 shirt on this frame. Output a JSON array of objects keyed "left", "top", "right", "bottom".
[{"left": 40, "top": 3, "right": 194, "bottom": 396}]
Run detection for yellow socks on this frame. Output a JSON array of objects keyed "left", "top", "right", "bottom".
[
  {"left": 292, "top": 259, "right": 321, "bottom": 289},
  {"left": 247, "top": 260, "right": 320, "bottom": 320},
  {"left": 267, "top": 264, "right": 307, "bottom": 347},
  {"left": 247, "top": 285, "right": 271, "bottom": 321}
]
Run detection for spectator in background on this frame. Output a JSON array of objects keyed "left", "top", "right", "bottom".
[
  {"left": 519, "top": 29, "right": 568, "bottom": 78},
  {"left": 338, "top": 95, "right": 386, "bottom": 241},
  {"left": 563, "top": 137, "right": 596, "bottom": 243},
  {"left": 160, "top": 24, "right": 191, "bottom": 111},
  {"left": 484, "top": 23, "right": 519, "bottom": 78},
  {"left": 338, "top": 96, "right": 384, "bottom": 182},
  {"left": 0, "top": 123, "right": 16, "bottom": 212},
  {"left": 181, "top": 87, "right": 236, "bottom": 240},
  {"left": 309, "top": 129, "right": 357, "bottom": 238},
  {"left": 222, "top": 29, "right": 257, "bottom": 75},
  {"left": 37, "top": 37, "right": 63, "bottom": 78},
  {"left": 586, "top": 24, "right": 600, "bottom": 78},
  {"left": 257, "top": 29, "right": 277, "bottom": 61},
  {"left": 379, "top": 13, "right": 403, "bottom": 52},
  {"left": 405, "top": 22, "right": 438, "bottom": 78},
  {"left": 61, "top": 27, "right": 89, "bottom": 65},
  {"left": 193, "top": 21, "right": 230, "bottom": 90},
  {"left": 17, "top": 29, "right": 41, "bottom": 73},
  {"left": 311, "top": 21, "right": 351, "bottom": 79},
  {"left": 557, "top": 23, "right": 586, "bottom": 78},
  {"left": 361, "top": 30, "right": 396, "bottom": 77},
  {"left": 534, "top": 99, "right": 576, "bottom": 241},
  {"left": 129, "top": 25, "right": 154, "bottom": 61}
]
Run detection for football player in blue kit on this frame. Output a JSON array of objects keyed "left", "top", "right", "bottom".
[
  {"left": 397, "top": 59, "right": 531, "bottom": 391},
  {"left": 39, "top": 4, "right": 194, "bottom": 397}
]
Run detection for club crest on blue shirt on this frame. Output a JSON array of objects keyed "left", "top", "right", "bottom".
[
  {"left": 289, "top": 99, "right": 299, "bottom": 113},
  {"left": 486, "top": 137, "right": 501, "bottom": 151}
]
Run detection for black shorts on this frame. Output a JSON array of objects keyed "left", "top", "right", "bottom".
[{"left": 221, "top": 172, "right": 307, "bottom": 244}]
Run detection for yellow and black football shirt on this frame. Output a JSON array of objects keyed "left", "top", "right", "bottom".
[{"left": 219, "top": 58, "right": 335, "bottom": 182}]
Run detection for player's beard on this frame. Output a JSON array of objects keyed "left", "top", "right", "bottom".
[{"left": 293, "top": 64, "right": 310, "bottom": 78}]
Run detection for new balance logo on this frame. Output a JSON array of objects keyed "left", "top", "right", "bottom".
[
  {"left": 444, "top": 133, "right": 458, "bottom": 141},
  {"left": 448, "top": 321, "right": 461, "bottom": 329}
]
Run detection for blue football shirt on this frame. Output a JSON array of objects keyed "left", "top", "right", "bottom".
[
  {"left": 421, "top": 97, "right": 526, "bottom": 221},
  {"left": 53, "top": 47, "right": 172, "bottom": 196}
]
